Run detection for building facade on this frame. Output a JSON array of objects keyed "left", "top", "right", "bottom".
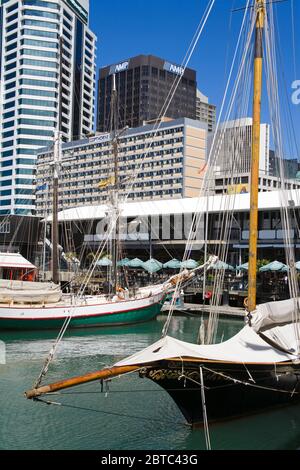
[
  {"left": 0, "top": 0, "right": 97, "bottom": 216},
  {"left": 212, "top": 171, "right": 300, "bottom": 195},
  {"left": 97, "top": 55, "right": 197, "bottom": 133},
  {"left": 196, "top": 89, "right": 216, "bottom": 133},
  {"left": 209, "top": 118, "right": 270, "bottom": 175},
  {"left": 35, "top": 118, "right": 207, "bottom": 216}
]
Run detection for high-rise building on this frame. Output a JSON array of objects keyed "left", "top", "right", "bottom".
[
  {"left": 0, "top": 0, "right": 97, "bottom": 216},
  {"left": 196, "top": 89, "right": 216, "bottom": 133},
  {"left": 97, "top": 55, "right": 197, "bottom": 133},
  {"left": 209, "top": 118, "right": 270, "bottom": 175}
]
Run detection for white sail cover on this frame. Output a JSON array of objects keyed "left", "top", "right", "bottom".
[
  {"left": 115, "top": 323, "right": 298, "bottom": 367},
  {"left": 250, "top": 298, "right": 300, "bottom": 332}
]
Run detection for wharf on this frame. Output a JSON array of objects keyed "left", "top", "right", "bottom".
[{"left": 161, "top": 303, "right": 246, "bottom": 319}]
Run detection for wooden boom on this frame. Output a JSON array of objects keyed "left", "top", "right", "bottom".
[{"left": 25, "top": 365, "right": 141, "bottom": 399}]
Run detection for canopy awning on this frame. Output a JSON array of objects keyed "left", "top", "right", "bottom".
[{"left": 0, "top": 252, "right": 37, "bottom": 270}]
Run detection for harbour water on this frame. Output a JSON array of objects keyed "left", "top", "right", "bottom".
[{"left": 1, "top": 314, "right": 300, "bottom": 451}]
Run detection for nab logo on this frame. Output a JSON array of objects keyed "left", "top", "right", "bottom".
[{"left": 0, "top": 340, "right": 6, "bottom": 365}]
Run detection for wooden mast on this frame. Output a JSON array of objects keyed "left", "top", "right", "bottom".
[
  {"left": 111, "top": 74, "right": 119, "bottom": 296},
  {"left": 248, "top": 0, "right": 265, "bottom": 313}
]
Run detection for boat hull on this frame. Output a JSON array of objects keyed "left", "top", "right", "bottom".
[
  {"left": 0, "top": 295, "right": 164, "bottom": 330},
  {"left": 142, "top": 360, "right": 300, "bottom": 426}
]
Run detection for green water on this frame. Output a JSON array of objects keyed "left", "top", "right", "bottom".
[{"left": 1, "top": 314, "right": 300, "bottom": 450}]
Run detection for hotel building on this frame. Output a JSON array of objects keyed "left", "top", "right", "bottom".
[{"left": 35, "top": 117, "right": 207, "bottom": 216}]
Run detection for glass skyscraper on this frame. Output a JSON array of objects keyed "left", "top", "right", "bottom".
[{"left": 0, "top": 0, "right": 96, "bottom": 215}]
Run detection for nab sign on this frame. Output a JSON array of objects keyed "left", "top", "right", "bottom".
[
  {"left": 164, "top": 62, "right": 185, "bottom": 76},
  {"left": 109, "top": 61, "right": 130, "bottom": 75}
]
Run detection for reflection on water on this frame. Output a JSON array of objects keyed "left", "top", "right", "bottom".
[{"left": 1, "top": 314, "right": 300, "bottom": 450}]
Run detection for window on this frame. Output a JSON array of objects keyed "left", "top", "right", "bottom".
[
  {"left": 21, "top": 68, "right": 57, "bottom": 78},
  {"left": 0, "top": 200, "right": 11, "bottom": 207},
  {"left": 16, "top": 168, "right": 35, "bottom": 176},
  {"left": 21, "top": 48, "right": 57, "bottom": 58},
  {"left": 19, "top": 98, "right": 56, "bottom": 107},
  {"left": 18, "top": 118, "right": 54, "bottom": 127},
  {"left": 16, "top": 159, "right": 36, "bottom": 168},
  {"left": 7, "top": 3, "right": 18, "bottom": 14},
  {"left": 2, "top": 121, "right": 14, "bottom": 129},
  {"left": 1, "top": 160, "right": 13, "bottom": 167},
  {"left": 3, "top": 111, "right": 15, "bottom": 120},
  {"left": 21, "top": 38, "right": 57, "bottom": 48},
  {"left": 5, "top": 51, "right": 17, "bottom": 62},
  {"left": 19, "top": 108, "right": 57, "bottom": 117},
  {"left": 23, "top": 0, "right": 59, "bottom": 9},
  {"left": 23, "top": 9, "right": 59, "bottom": 20},
  {"left": 5, "top": 62, "right": 16, "bottom": 72},
  {"left": 2, "top": 130, "right": 14, "bottom": 139},
  {"left": 15, "top": 179, "right": 34, "bottom": 185},
  {"left": 16, "top": 148, "right": 36, "bottom": 155},
  {"left": 0, "top": 170, "right": 13, "bottom": 178},
  {"left": 22, "top": 28, "right": 58, "bottom": 39},
  {"left": 18, "top": 128, "right": 54, "bottom": 137},
  {"left": 19, "top": 78, "right": 57, "bottom": 88},
  {"left": 22, "top": 19, "right": 58, "bottom": 30},
  {"left": 6, "top": 42, "right": 17, "bottom": 52},
  {"left": 17, "top": 138, "right": 51, "bottom": 146},
  {"left": 1, "top": 150, "right": 13, "bottom": 158},
  {"left": 15, "top": 199, "right": 35, "bottom": 205},
  {"left": 5, "top": 71, "right": 16, "bottom": 81},
  {"left": 4, "top": 101, "right": 15, "bottom": 110},
  {"left": 21, "top": 58, "right": 56, "bottom": 68},
  {"left": 19, "top": 88, "right": 57, "bottom": 98},
  {"left": 5, "top": 81, "right": 16, "bottom": 91},
  {"left": 6, "top": 12, "right": 18, "bottom": 24}
]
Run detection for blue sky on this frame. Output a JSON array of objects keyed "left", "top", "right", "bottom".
[{"left": 89, "top": 0, "right": 300, "bottom": 158}]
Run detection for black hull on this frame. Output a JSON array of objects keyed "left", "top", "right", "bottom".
[{"left": 140, "top": 360, "right": 300, "bottom": 426}]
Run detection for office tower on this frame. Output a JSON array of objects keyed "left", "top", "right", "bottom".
[
  {"left": 97, "top": 55, "right": 197, "bottom": 132},
  {"left": 196, "top": 89, "right": 216, "bottom": 133},
  {"left": 0, "top": 0, "right": 97, "bottom": 215}
]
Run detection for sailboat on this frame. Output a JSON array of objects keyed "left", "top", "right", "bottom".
[
  {"left": 25, "top": 0, "right": 300, "bottom": 426},
  {"left": 0, "top": 68, "right": 216, "bottom": 330}
]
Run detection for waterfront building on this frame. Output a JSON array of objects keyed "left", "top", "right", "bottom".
[
  {"left": 0, "top": 0, "right": 97, "bottom": 216},
  {"left": 212, "top": 170, "right": 300, "bottom": 195},
  {"left": 97, "top": 54, "right": 197, "bottom": 133},
  {"left": 196, "top": 89, "right": 216, "bottom": 133},
  {"left": 209, "top": 118, "right": 270, "bottom": 175},
  {"left": 35, "top": 117, "right": 207, "bottom": 216},
  {"left": 55, "top": 189, "right": 300, "bottom": 268}
]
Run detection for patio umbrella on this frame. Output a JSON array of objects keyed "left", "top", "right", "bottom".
[
  {"left": 259, "top": 260, "right": 288, "bottom": 272},
  {"left": 95, "top": 257, "right": 112, "bottom": 267},
  {"left": 163, "top": 259, "right": 181, "bottom": 269},
  {"left": 142, "top": 258, "right": 163, "bottom": 273},
  {"left": 127, "top": 258, "right": 144, "bottom": 268},
  {"left": 236, "top": 262, "right": 248, "bottom": 271},
  {"left": 212, "top": 260, "right": 235, "bottom": 271},
  {"left": 117, "top": 258, "right": 130, "bottom": 267},
  {"left": 180, "top": 259, "right": 199, "bottom": 270}
]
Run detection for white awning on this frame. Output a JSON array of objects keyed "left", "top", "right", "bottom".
[{"left": 0, "top": 253, "right": 37, "bottom": 270}]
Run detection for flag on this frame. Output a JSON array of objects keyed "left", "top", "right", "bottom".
[
  {"left": 98, "top": 176, "right": 115, "bottom": 189},
  {"left": 36, "top": 183, "right": 48, "bottom": 191}
]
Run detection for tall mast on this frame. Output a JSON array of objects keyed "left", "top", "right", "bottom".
[
  {"left": 248, "top": 0, "right": 265, "bottom": 313},
  {"left": 51, "top": 36, "right": 63, "bottom": 284},
  {"left": 111, "top": 74, "right": 119, "bottom": 295}
]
